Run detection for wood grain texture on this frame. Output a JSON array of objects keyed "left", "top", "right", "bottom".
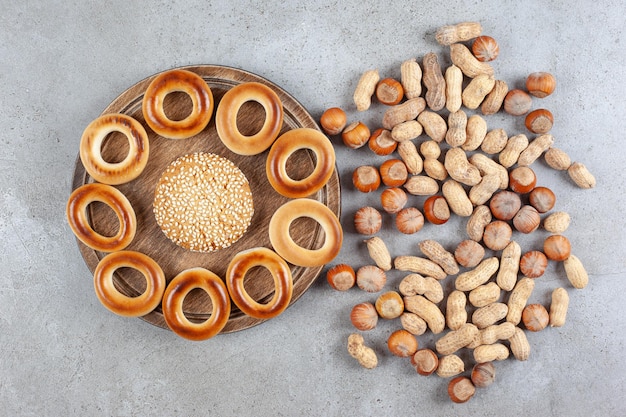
[{"left": 71, "top": 65, "right": 341, "bottom": 333}]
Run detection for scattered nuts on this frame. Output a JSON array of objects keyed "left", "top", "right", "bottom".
[
  {"left": 471, "top": 362, "right": 496, "bottom": 388},
  {"left": 319, "top": 107, "right": 347, "bottom": 135},
  {"left": 525, "top": 108, "right": 554, "bottom": 134},
  {"left": 472, "top": 35, "right": 499, "bottom": 62},
  {"left": 375, "top": 77, "right": 404, "bottom": 105},
  {"left": 435, "top": 21, "right": 482, "bottom": 45},
  {"left": 412, "top": 348, "right": 439, "bottom": 376},
  {"left": 440, "top": 377, "right": 469, "bottom": 406},
  {"left": 519, "top": 250, "right": 548, "bottom": 278},
  {"left": 354, "top": 206, "right": 382, "bottom": 235},
  {"left": 506, "top": 277, "right": 535, "bottom": 325},
  {"left": 327, "top": 264, "right": 356, "bottom": 291},
  {"left": 480, "top": 128, "right": 508, "bottom": 155},
  {"left": 463, "top": 114, "right": 488, "bottom": 151},
  {"left": 436, "top": 354, "right": 465, "bottom": 378},
  {"left": 472, "top": 302, "right": 508, "bottom": 329},
  {"left": 352, "top": 165, "right": 380, "bottom": 193},
  {"left": 398, "top": 273, "right": 444, "bottom": 303},
  {"left": 526, "top": 71, "right": 556, "bottom": 98},
  {"left": 445, "top": 64, "right": 464, "bottom": 113},
  {"left": 466, "top": 204, "right": 492, "bottom": 241},
  {"left": 469, "top": 152, "right": 509, "bottom": 189},
  {"left": 418, "top": 110, "right": 447, "bottom": 143},
  {"left": 436, "top": 323, "right": 479, "bottom": 355},
  {"left": 444, "top": 147, "right": 481, "bottom": 186},
  {"left": 469, "top": 173, "right": 501, "bottom": 206},
  {"left": 529, "top": 186, "right": 556, "bottom": 213},
  {"left": 445, "top": 109, "right": 468, "bottom": 147},
  {"left": 382, "top": 97, "right": 426, "bottom": 130},
  {"left": 400, "top": 58, "right": 423, "bottom": 99},
  {"left": 347, "top": 333, "right": 378, "bottom": 369},
  {"left": 563, "top": 254, "right": 589, "bottom": 289},
  {"left": 509, "top": 166, "right": 537, "bottom": 194},
  {"left": 543, "top": 211, "right": 571, "bottom": 234},
  {"left": 419, "top": 239, "right": 459, "bottom": 275},
  {"left": 350, "top": 302, "right": 378, "bottom": 331},
  {"left": 394, "top": 255, "right": 447, "bottom": 280},
  {"left": 481, "top": 79, "right": 508, "bottom": 115},
  {"left": 482, "top": 220, "right": 512, "bottom": 251},
  {"left": 375, "top": 291, "right": 405, "bottom": 319},
  {"left": 499, "top": 133, "right": 529, "bottom": 168},
  {"left": 423, "top": 195, "right": 451, "bottom": 225},
  {"left": 445, "top": 290, "right": 468, "bottom": 331},
  {"left": 544, "top": 147, "right": 571, "bottom": 171},
  {"left": 496, "top": 241, "right": 521, "bottom": 291},
  {"left": 356, "top": 265, "right": 387, "bottom": 293},
  {"left": 404, "top": 175, "right": 439, "bottom": 196},
  {"left": 473, "top": 343, "right": 509, "bottom": 362},
  {"left": 442, "top": 179, "right": 474, "bottom": 217},
  {"left": 455, "top": 257, "right": 500, "bottom": 292},
  {"left": 567, "top": 162, "right": 596, "bottom": 189},
  {"left": 395, "top": 207, "right": 425, "bottom": 234},
  {"left": 467, "top": 322, "right": 516, "bottom": 349},
  {"left": 522, "top": 303, "right": 550, "bottom": 332},
  {"left": 365, "top": 236, "right": 392, "bottom": 271},
  {"left": 462, "top": 73, "right": 495, "bottom": 109},
  {"left": 387, "top": 329, "right": 419, "bottom": 357},
  {"left": 397, "top": 141, "right": 423, "bottom": 174},
  {"left": 508, "top": 326, "right": 531, "bottom": 361},
  {"left": 342, "top": 121, "right": 371, "bottom": 149},
  {"left": 353, "top": 69, "right": 380, "bottom": 111},
  {"left": 391, "top": 120, "right": 423, "bottom": 142},
  {"left": 454, "top": 239, "right": 485, "bottom": 268},
  {"left": 517, "top": 133, "right": 554, "bottom": 166},
  {"left": 401, "top": 312, "right": 428, "bottom": 336},
  {"left": 368, "top": 128, "right": 397, "bottom": 156},
  {"left": 469, "top": 282, "right": 501, "bottom": 308},
  {"left": 543, "top": 234, "right": 572, "bottom": 261},
  {"left": 549, "top": 287, "right": 569, "bottom": 327},
  {"left": 404, "top": 295, "right": 446, "bottom": 334},
  {"left": 503, "top": 89, "right": 532, "bottom": 116},
  {"left": 379, "top": 158, "right": 408, "bottom": 187},
  {"left": 450, "top": 43, "right": 494, "bottom": 78},
  {"left": 513, "top": 205, "right": 541, "bottom": 234},
  {"left": 381, "top": 187, "right": 408, "bottom": 214},
  {"left": 489, "top": 190, "right": 522, "bottom": 221},
  {"left": 422, "top": 52, "right": 446, "bottom": 111}
]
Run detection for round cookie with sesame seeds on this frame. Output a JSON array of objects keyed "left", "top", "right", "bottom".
[{"left": 153, "top": 152, "right": 255, "bottom": 253}]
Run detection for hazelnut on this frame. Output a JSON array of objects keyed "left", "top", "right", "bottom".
[
  {"left": 513, "top": 205, "right": 541, "bottom": 234},
  {"left": 423, "top": 195, "right": 450, "bottom": 225},
  {"left": 489, "top": 190, "right": 522, "bottom": 220},
  {"left": 356, "top": 265, "right": 387, "bottom": 293},
  {"left": 519, "top": 250, "right": 548, "bottom": 278},
  {"left": 375, "top": 77, "right": 404, "bottom": 105},
  {"left": 522, "top": 303, "right": 550, "bottom": 332},
  {"left": 375, "top": 291, "right": 405, "bottom": 319},
  {"left": 525, "top": 108, "right": 554, "bottom": 134},
  {"left": 381, "top": 187, "right": 408, "bottom": 214},
  {"left": 503, "top": 89, "right": 532, "bottom": 116},
  {"left": 526, "top": 72, "right": 556, "bottom": 98},
  {"left": 326, "top": 264, "right": 356, "bottom": 291},
  {"left": 341, "top": 121, "right": 370, "bottom": 149},
  {"left": 395, "top": 207, "right": 425, "bottom": 234},
  {"left": 368, "top": 128, "right": 397, "bottom": 156},
  {"left": 412, "top": 348, "right": 439, "bottom": 376},
  {"left": 543, "top": 235, "right": 572, "bottom": 261},
  {"left": 379, "top": 159, "right": 408, "bottom": 187},
  {"left": 454, "top": 239, "right": 485, "bottom": 268},
  {"left": 387, "top": 329, "right": 419, "bottom": 357},
  {"left": 509, "top": 166, "right": 537, "bottom": 194},
  {"left": 350, "top": 302, "right": 379, "bottom": 331},
  {"left": 472, "top": 36, "right": 499, "bottom": 62},
  {"left": 319, "top": 107, "right": 347, "bottom": 136},
  {"left": 352, "top": 165, "right": 380, "bottom": 193},
  {"left": 471, "top": 362, "right": 496, "bottom": 388},
  {"left": 354, "top": 206, "right": 382, "bottom": 235},
  {"left": 529, "top": 186, "right": 556, "bottom": 213},
  {"left": 482, "top": 220, "right": 512, "bottom": 251},
  {"left": 448, "top": 376, "right": 476, "bottom": 403}
]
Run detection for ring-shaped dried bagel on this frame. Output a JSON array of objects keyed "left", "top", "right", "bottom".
[
  {"left": 79, "top": 113, "right": 149, "bottom": 185},
  {"left": 226, "top": 247, "right": 293, "bottom": 320},
  {"left": 266, "top": 128, "right": 336, "bottom": 198},
  {"left": 215, "top": 81, "right": 284, "bottom": 155},
  {"left": 93, "top": 251, "right": 166, "bottom": 317},
  {"left": 142, "top": 69, "right": 214, "bottom": 139},
  {"left": 66, "top": 183, "right": 137, "bottom": 252},
  {"left": 162, "top": 267, "right": 231, "bottom": 341},
  {"left": 269, "top": 199, "right": 343, "bottom": 267}
]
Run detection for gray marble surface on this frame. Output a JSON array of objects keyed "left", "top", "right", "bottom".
[{"left": 1, "top": 1, "right": 625, "bottom": 415}]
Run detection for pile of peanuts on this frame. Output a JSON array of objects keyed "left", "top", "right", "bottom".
[{"left": 322, "top": 22, "right": 594, "bottom": 403}]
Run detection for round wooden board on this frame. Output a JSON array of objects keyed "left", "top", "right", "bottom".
[{"left": 71, "top": 65, "right": 341, "bottom": 334}]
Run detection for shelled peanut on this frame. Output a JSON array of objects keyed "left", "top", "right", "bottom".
[{"left": 326, "top": 21, "right": 596, "bottom": 403}]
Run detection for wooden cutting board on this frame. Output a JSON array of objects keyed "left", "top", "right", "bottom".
[{"left": 71, "top": 65, "right": 341, "bottom": 334}]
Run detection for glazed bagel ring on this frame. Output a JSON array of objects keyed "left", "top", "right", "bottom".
[
  {"left": 269, "top": 198, "right": 343, "bottom": 268},
  {"left": 142, "top": 69, "right": 214, "bottom": 139},
  {"left": 66, "top": 183, "right": 137, "bottom": 252},
  {"left": 162, "top": 268, "right": 231, "bottom": 341},
  {"left": 266, "top": 128, "right": 336, "bottom": 198},
  {"left": 94, "top": 251, "right": 166, "bottom": 317},
  {"left": 79, "top": 113, "right": 149, "bottom": 185},
  {"left": 226, "top": 247, "right": 293, "bottom": 320},
  {"left": 215, "top": 82, "right": 284, "bottom": 155}
]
